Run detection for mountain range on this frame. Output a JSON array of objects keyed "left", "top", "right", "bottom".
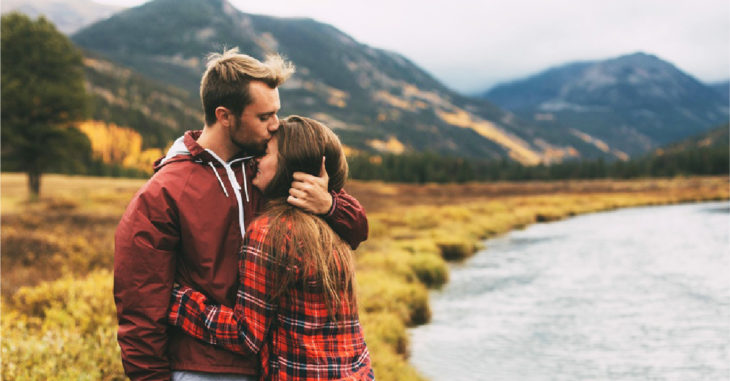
[
  {"left": 69, "top": 0, "right": 609, "bottom": 164},
  {"left": 482, "top": 53, "right": 729, "bottom": 156},
  {"left": 6, "top": 0, "right": 728, "bottom": 164}
]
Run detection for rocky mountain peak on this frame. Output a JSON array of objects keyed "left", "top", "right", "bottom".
[{"left": 482, "top": 52, "right": 729, "bottom": 155}]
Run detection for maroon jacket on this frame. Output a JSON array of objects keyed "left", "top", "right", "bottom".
[{"left": 114, "top": 131, "right": 368, "bottom": 380}]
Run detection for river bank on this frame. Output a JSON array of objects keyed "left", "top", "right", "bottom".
[{"left": 1, "top": 174, "right": 728, "bottom": 380}]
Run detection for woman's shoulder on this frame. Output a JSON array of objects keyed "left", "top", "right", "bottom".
[
  {"left": 244, "top": 212, "right": 298, "bottom": 270},
  {"left": 246, "top": 211, "right": 295, "bottom": 241},
  {"left": 247, "top": 214, "right": 272, "bottom": 233}
]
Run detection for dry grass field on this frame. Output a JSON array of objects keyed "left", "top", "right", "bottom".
[{"left": 1, "top": 172, "right": 728, "bottom": 380}]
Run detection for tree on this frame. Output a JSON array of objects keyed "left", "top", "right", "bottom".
[{"left": 1, "top": 12, "right": 91, "bottom": 197}]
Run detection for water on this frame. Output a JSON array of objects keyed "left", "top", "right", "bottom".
[{"left": 409, "top": 201, "right": 730, "bottom": 380}]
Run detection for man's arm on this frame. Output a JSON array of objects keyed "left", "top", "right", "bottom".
[
  {"left": 322, "top": 189, "right": 368, "bottom": 250},
  {"left": 288, "top": 159, "right": 368, "bottom": 249},
  {"left": 114, "top": 185, "right": 179, "bottom": 380}
]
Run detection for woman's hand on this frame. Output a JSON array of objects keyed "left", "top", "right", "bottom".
[
  {"left": 288, "top": 157, "right": 333, "bottom": 215},
  {"left": 168, "top": 284, "right": 187, "bottom": 326}
]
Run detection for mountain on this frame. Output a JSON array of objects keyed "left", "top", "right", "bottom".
[
  {"left": 1, "top": 0, "right": 121, "bottom": 34},
  {"left": 482, "top": 53, "right": 729, "bottom": 157},
  {"left": 71, "top": 0, "right": 606, "bottom": 164},
  {"left": 709, "top": 81, "right": 729, "bottom": 104},
  {"left": 643, "top": 124, "right": 729, "bottom": 176},
  {"left": 654, "top": 124, "right": 729, "bottom": 155},
  {"left": 82, "top": 50, "right": 201, "bottom": 148}
]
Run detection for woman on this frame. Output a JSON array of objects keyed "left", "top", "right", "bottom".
[{"left": 169, "top": 116, "right": 373, "bottom": 380}]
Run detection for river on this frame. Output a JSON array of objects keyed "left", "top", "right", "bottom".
[{"left": 409, "top": 201, "right": 730, "bottom": 380}]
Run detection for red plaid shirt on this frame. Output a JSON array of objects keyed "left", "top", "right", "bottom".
[{"left": 169, "top": 215, "right": 373, "bottom": 380}]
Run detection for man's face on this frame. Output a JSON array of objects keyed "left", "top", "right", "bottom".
[{"left": 230, "top": 80, "right": 281, "bottom": 156}]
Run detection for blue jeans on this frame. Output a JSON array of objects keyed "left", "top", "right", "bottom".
[{"left": 171, "top": 371, "right": 256, "bottom": 381}]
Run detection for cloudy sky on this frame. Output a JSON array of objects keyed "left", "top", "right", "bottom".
[{"left": 96, "top": 0, "right": 729, "bottom": 94}]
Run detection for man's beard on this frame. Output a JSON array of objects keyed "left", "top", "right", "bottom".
[
  {"left": 232, "top": 119, "right": 267, "bottom": 157},
  {"left": 235, "top": 139, "right": 267, "bottom": 157}
]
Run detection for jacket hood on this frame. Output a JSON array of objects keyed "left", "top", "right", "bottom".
[
  {"left": 157, "top": 135, "right": 190, "bottom": 166},
  {"left": 153, "top": 130, "right": 210, "bottom": 172}
]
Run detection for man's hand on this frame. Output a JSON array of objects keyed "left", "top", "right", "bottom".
[{"left": 288, "top": 157, "right": 333, "bottom": 215}]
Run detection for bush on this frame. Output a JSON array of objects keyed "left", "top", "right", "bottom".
[
  {"left": 363, "top": 338, "right": 426, "bottom": 381},
  {"left": 360, "top": 312, "right": 409, "bottom": 356},
  {"left": 357, "top": 271, "right": 431, "bottom": 326},
  {"left": 435, "top": 240, "right": 474, "bottom": 261},
  {"left": 407, "top": 253, "right": 449, "bottom": 288},
  {"left": 2, "top": 270, "right": 125, "bottom": 381}
]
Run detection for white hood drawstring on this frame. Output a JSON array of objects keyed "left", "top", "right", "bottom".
[
  {"left": 241, "top": 161, "right": 250, "bottom": 202},
  {"left": 204, "top": 149, "right": 253, "bottom": 238},
  {"left": 208, "top": 162, "right": 229, "bottom": 198}
]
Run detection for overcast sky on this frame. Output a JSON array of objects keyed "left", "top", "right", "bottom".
[{"left": 96, "top": 0, "right": 730, "bottom": 94}]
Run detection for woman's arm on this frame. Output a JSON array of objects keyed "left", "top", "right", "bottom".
[
  {"left": 169, "top": 285, "right": 247, "bottom": 353},
  {"left": 169, "top": 217, "right": 280, "bottom": 354}
]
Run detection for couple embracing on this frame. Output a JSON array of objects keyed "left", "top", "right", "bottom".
[{"left": 114, "top": 48, "right": 373, "bottom": 381}]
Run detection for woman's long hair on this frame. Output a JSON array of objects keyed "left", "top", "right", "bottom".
[{"left": 259, "top": 115, "right": 354, "bottom": 317}]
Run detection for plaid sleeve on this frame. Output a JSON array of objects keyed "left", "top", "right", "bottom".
[
  {"left": 168, "top": 216, "right": 280, "bottom": 355},
  {"left": 169, "top": 286, "right": 247, "bottom": 354}
]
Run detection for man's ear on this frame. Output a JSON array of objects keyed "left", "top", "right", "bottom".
[{"left": 215, "top": 107, "right": 231, "bottom": 127}]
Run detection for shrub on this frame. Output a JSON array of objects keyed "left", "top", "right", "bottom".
[
  {"left": 2, "top": 270, "right": 125, "bottom": 381},
  {"left": 357, "top": 271, "right": 431, "bottom": 326},
  {"left": 360, "top": 311, "right": 409, "bottom": 356},
  {"left": 356, "top": 248, "right": 417, "bottom": 283},
  {"left": 0, "top": 227, "right": 63, "bottom": 266},
  {"left": 363, "top": 338, "right": 426, "bottom": 381},
  {"left": 407, "top": 253, "right": 449, "bottom": 288},
  {"left": 435, "top": 240, "right": 474, "bottom": 261}
]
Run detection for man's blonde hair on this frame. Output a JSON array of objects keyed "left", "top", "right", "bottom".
[{"left": 200, "top": 47, "right": 295, "bottom": 125}]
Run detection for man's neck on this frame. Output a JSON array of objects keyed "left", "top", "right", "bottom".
[{"left": 196, "top": 126, "right": 237, "bottom": 162}]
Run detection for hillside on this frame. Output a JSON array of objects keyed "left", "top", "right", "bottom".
[
  {"left": 709, "top": 81, "right": 729, "bottom": 104},
  {"left": 482, "top": 53, "right": 729, "bottom": 157},
  {"left": 82, "top": 50, "right": 201, "bottom": 148},
  {"left": 654, "top": 124, "right": 729, "bottom": 155},
  {"left": 71, "top": 0, "right": 603, "bottom": 163}
]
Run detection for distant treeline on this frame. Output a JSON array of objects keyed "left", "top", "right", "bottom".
[
  {"left": 27, "top": 129, "right": 727, "bottom": 182},
  {"left": 348, "top": 143, "right": 729, "bottom": 183},
  {"left": 81, "top": 159, "right": 150, "bottom": 179}
]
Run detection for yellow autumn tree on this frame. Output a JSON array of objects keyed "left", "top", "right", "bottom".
[{"left": 77, "top": 120, "right": 163, "bottom": 173}]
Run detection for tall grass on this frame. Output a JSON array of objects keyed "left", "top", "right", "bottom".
[{"left": 1, "top": 173, "right": 727, "bottom": 380}]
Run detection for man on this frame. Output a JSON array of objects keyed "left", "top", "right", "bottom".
[{"left": 114, "top": 48, "right": 368, "bottom": 381}]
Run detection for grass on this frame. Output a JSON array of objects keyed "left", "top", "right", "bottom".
[{"left": 1, "top": 172, "right": 728, "bottom": 380}]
